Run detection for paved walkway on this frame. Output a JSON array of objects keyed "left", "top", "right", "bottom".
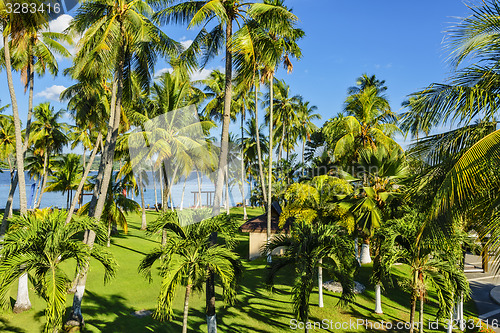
[{"left": 464, "top": 253, "right": 500, "bottom": 333}]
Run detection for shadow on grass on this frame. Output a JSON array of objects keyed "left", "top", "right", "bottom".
[{"left": 0, "top": 318, "right": 26, "bottom": 332}]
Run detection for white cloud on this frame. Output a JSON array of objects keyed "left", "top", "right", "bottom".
[
  {"left": 181, "top": 39, "right": 193, "bottom": 49},
  {"left": 191, "top": 68, "right": 212, "bottom": 81},
  {"left": 48, "top": 15, "right": 79, "bottom": 59},
  {"left": 153, "top": 67, "right": 215, "bottom": 82},
  {"left": 36, "top": 85, "right": 67, "bottom": 101},
  {"left": 154, "top": 67, "right": 174, "bottom": 78},
  {"left": 49, "top": 14, "right": 72, "bottom": 33}
]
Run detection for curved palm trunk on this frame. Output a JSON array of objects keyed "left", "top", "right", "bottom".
[
  {"left": 65, "top": 133, "right": 103, "bottom": 224},
  {"left": 254, "top": 86, "right": 267, "bottom": 205},
  {"left": 139, "top": 173, "right": 147, "bottom": 230},
  {"left": 1, "top": 172, "right": 18, "bottom": 235},
  {"left": 67, "top": 56, "right": 122, "bottom": 327},
  {"left": 207, "top": 17, "right": 234, "bottom": 333},
  {"left": 5, "top": 31, "right": 31, "bottom": 313},
  {"left": 35, "top": 152, "right": 49, "bottom": 209},
  {"left": 180, "top": 176, "right": 187, "bottom": 210},
  {"left": 266, "top": 73, "right": 274, "bottom": 264},
  {"left": 182, "top": 282, "right": 192, "bottom": 333},
  {"left": 4, "top": 32, "right": 27, "bottom": 215}
]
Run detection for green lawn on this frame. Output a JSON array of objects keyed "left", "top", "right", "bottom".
[{"left": 0, "top": 208, "right": 477, "bottom": 332}]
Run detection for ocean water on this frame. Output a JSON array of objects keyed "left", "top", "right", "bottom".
[{"left": 0, "top": 171, "right": 250, "bottom": 210}]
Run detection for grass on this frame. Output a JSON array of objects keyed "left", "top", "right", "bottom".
[{"left": 0, "top": 207, "right": 478, "bottom": 332}]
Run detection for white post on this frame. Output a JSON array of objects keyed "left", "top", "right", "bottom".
[{"left": 374, "top": 284, "right": 383, "bottom": 314}]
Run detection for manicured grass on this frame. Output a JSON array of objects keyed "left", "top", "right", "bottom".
[{"left": 0, "top": 207, "right": 477, "bottom": 332}]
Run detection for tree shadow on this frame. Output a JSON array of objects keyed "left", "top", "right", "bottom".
[{"left": 0, "top": 317, "right": 26, "bottom": 333}]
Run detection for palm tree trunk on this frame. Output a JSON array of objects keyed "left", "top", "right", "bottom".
[
  {"left": 1, "top": 32, "right": 35, "bottom": 235},
  {"left": 318, "top": 258, "right": 323, "bottom": 308},
  {"left": 35, "top": 152, "right": 49, "bottom": 209},
  {"left": 180, "top": 176, "right": 187, "bottom": 210},
  {"left": 225, "top": 166, "right": 230, "bottom": 215},
  {"left": 374, "top": 283, "right": 383, "bottom": 313},
  {"left": 409, "top": 270, "right": 418, "bottom": 333},
  {"left": 359, "top": 237, "right": 372, "bottom": 264},
  {"left": 151, "top": 161, "right": 158, "bottom": 210},
  {"left": 12, "top": 272, "right": 31, "bottom": 313},
  {"left": 4, "top": 30, "right": 27, "bottom": 216},
  {"left": 419, "top": 292, "right": 424, "bottom": 333},
  {"left": 301, "top": 138, "right": 305, "bottom": 176},
  {"left": 139, "top": 173, "right": 147, "bottom": 230},
  {"left": 66, "top": 52, "right": 123, "bottom": 328},
  {"left": 278, "top": 124, "right": 285, "bottom": 162},
  {"left": 267, "top": 72, "right": 274, "bottom": 263},
  {"left": 182, "top": 283, "right": 192, "bottom": 333},
  {"left": 67, "top": 191, "right": 70, "bottom": 210},
  {"left": 1, "top": 172, "right": 17, "bottom": 235},
  {"left": 206, "top": 17, "right": 234, "bottom": 333},
  {"left": 254, "top": 86, "right": 267, "bottom": 205},
  {"left": 65, "top": 133, "right": 103, "bottom": 224},
  {"left": 107, "top": 219, "right": 111, "bottom": 247},
  {"left": 418, "top": 271, "right": 424, "bottom": 333},
  {"left": 240, "top": 108, "right": 247, "bottom": 220},
  {"left": 196, "top": 169, "right": 201, "bottom": 208},
  {"left": 159, "top": 166, "right": 164, "bottom": 210}
]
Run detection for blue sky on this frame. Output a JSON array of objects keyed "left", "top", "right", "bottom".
[{"left": 0, "top": 0, "right": 475, "bottom": 151}]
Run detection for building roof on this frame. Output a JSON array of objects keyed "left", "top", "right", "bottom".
[{"left": 239, "top": 202, "right": 289, "bottom": 233}]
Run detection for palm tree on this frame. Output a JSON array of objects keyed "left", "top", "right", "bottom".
[
  {"left": 61, "top": 78, "right": 109, "bottom": 224},
  {"left": 400, "top": 1, "right": 500, "bottom": 265},
  {"left": 66, "top": 0, "right": 178, "bottom": 325},
  {"left": 249, "top": 0, "right": 303, "bottom": 263},
  {"left": 139, "top": 212, "right": 242, "bottom": 333},
  {"left": 79, "top": 176, "right": 140, "bottom": 247},
  {"left": 0, "top": 209, "right": 116, "bottom": 332},
  {"left": 45, "top": 154, "right": 83, "bottom": 210},
  {"left": 323, "top": 75, "right": 400, "bottom": 165},
  {"left": 342, "top": 148, "right": 408, "bottom": 264},
  {"left": 280, "top": 175, "right": 354, "bottom": 308},
  {"left": 264, "top": 78, "right": 300, "bottom": 162},
  {"left": 377, "top": 210, "right": 470, "bottom": 333},
  {"left": 264, "top": 221, "right": 356, "bottom": 333},
  {"left": 30, "top": 103, "right": 69, "bottom": 209},
  {"left": 202, "top": 70, "right": 237, "bottom": 123},
  {"left": 296, "top": 98, "right": 320, "bottom": 166}
]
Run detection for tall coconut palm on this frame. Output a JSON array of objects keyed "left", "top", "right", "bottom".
[
  {"left": 61, "top": 78, "right": 109, "bottom": 224},
  {"left": 296, "top": 98, "right": 320, "bottom": 166},
  {"left": 45, "top": 154, "right": 83, "bottom": 210},
  {"left": 139, "top": 212, "right": 242, "bottom": 333},
  {"left": 323, "top": 77, "right": 400, "bottom": 166},
  {"left": 264, "top": 78, "right": 300, "bottom": 162},
  {"left": 0, "top": 209, "right": 116, "bottom": 333},
  {"left": 66, "top": 0, "right": 179, "bottom": 326},
  {"left": 30, "top": 103, "right": 69, "bottom": 209}
]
